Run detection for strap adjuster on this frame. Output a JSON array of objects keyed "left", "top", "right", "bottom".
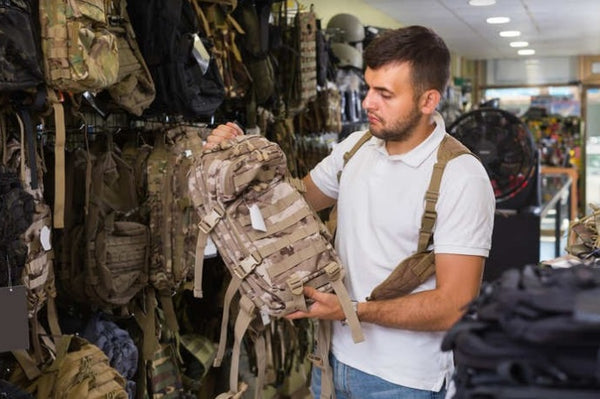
[
  {"left": 324, "top": 262, "right": 342, "bottom": 281},
  {"left": 198, "top": 207, "right": 224, "bottom": 234},
  {"left": 233, "top": 253, "right": 261, "bottom": 279},
  {"left": 286, "top": 274, "right": 304, "bottom": 296}
]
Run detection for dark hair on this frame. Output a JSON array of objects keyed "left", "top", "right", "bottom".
[{"left": 363, "top": 25, "right": 450, "bottom": 97}]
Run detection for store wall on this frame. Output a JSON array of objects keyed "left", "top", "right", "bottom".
[{"left": 299, "top": 0, "right": 402, "bottom": 28}]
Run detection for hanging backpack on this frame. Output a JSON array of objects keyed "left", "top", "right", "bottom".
[
  {"left": 145, "top": 125, "right": 207, "bottom": 334},
  {"left": 187, "top": 134, "right": 363, "bottom": 399},
  {"left": 105, "top": 0, "right": 156, "bottom": 116},
  {"left": 0, "top": 112, "right": 61, "bottom": 375},
  {"left": 39, "top": 0, "right": 119, "bottom": 93},
  {"left": 0, "top": 0, "right": 44, "bottom": 92},
  {"left": 61, "top": 134, "right": 149, "bottom": 310},
  {"left": 127, "top": 0, "right": 225, "bottom": 118},
  {"left": 14, "top": 335, "right": 128, "bottom": 399}
]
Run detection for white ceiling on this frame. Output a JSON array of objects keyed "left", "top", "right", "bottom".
[{"left": 362, "top": 0, "right": 600, "bottom": 60}]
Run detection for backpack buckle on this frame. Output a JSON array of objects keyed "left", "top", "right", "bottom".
[
  {"left": 198, "top": 207, "right": 224, "bottom": 234},
  {"left": 324, "top": 262, "right": 342, "bottom": 281},
  {"left": 233, "top": 253, "right": 260, "bottom": 279},
  {"left": 286, "top": 274, "right": 304, "bottom": 296}
]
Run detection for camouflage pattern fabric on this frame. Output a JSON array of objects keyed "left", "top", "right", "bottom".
[
  {"left": 106, "top": 0, "right": 156, "bottom": 116},
  {"left": 188, "top": 134, "right": 363, "bottom": 399},
  {"left": 39, "top": 0, "right": 119, "bottom": 92},
  {"left": 2, "top": 131, "right": 60, "bottom": 365},
  {"left": 147, "top": 126, "right": 205, "bottom": 296},
  {"left": 148, "top": 343, "right": 186, "bottom": 399},
  {"left": 21, "top": 335, "right": 128, "bottom": 399},
  {"left": 567, "top": 204, "right": 600, "bottom": 258},
  {"left": 191, "top": 134, "right": 343, "bottom": 317}
]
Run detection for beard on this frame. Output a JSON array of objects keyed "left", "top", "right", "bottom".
[{"left": 368, "top": 103, "right": 422, "bottom": 142}]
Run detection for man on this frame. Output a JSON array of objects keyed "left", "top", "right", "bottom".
[{"left": 207, "top": 25, "right": 495, "bottom": 399}]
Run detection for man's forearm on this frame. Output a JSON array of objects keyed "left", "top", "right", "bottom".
[{"left": 357, "top": 288, "right": 471, "bottom": 332}]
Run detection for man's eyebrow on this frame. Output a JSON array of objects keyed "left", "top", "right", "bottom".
[{"left": 370, "top": 85, "right": 393, "bottom": 95}]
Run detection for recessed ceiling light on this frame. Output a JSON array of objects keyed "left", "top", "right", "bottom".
[
  {"left": 499, "top": 30, "right": 521, "bottom": 37},
  {"left": 486, "top": 17, "right": 510, "bottom": 24},
  {"left": 468, "top": 0, "right": 496, "bottom": 5},
  {"left": 510, "top": 41, "right": 529, "bottom": 48},
  {"left": 518, "top": 49, "right": 536, "bottom": 55}
]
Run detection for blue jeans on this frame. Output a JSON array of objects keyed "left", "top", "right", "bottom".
[{"left": 310, "top": 353, "right": 447, "bottom": 399}]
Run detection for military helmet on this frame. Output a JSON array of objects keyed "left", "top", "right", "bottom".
[
  {"left": 331, "top": 43, "right": 363, "bottom": 69},
  {"left": 327, "top": 13, "right": 365, "bottom": 43}
]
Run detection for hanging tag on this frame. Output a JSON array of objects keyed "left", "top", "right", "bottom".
[
  {"left": 259, "top": 307, "right": 271, "bottom": 326},
  {"left": 204, "top": 236, "right": 218, "bottom": 258},
  {"left": 249, "top": 204, "right": 267, "bottom": 232},
  {"left": 0, "top": 285, "right": 29, "bottom": 351},
  {"left": 191, "top": 33, "right": 211, "bottom": 75},
  {"left": 40, "top": 225, "right": 52, "bottom": 251}
]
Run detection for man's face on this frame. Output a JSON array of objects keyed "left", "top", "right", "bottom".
[{"left": 362, "top": 63, "right": 423, "bottom": 142}]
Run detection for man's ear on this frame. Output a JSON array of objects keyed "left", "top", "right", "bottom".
[{"left": 420, "top": 89, "right": 441, "bottom": 114}]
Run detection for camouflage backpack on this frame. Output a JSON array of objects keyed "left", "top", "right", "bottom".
[
  {"left": 0, "top": 112, "right": 61, "bottom": 372},
  {"left": 105, "top": 0, "right": 156, "bottom": 116},
  {"left": 13, "top": 335, "right": 128, "bottom": 399},
  {"left": 145, "top": 125, "right": 207, "bottom": 334},
  {"left": 39, "top": 0, "right": 119, "bottom": 93},
  {"left": 188, "top": 134, "right": 363, "bottom": 399}
]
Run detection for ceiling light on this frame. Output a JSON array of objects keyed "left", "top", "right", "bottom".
[
  {"left": 486, "top": 17, "right": 510, "bottom": 24},
  {"left": 510, "top": 41, "right": 529, "bottom": 48},
  {"left": 499, "top": 30, "right": 521, "bottom": 37},
  {"left": 468, "top": 0, "right": 496, "bottom": 5},
  {"left": 518, "top": 49, "right": 536, "bottom": 55}
]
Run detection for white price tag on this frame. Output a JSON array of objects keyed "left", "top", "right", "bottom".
[
  {"left": 260, "top": 307, "right": 271, "bottom": 326},
  {"left": 204, "top": 236, "right": 218, "bottom": 258},
  {"left": 249, "top": 204, "right": 267, "bottom": 232},
  {"left": 40, "top": 225, "right": 52, "bottom": 251}
]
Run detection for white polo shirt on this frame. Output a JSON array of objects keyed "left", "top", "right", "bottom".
[{"left": 309, "top": 112, "right": 495, "bottom": 391}]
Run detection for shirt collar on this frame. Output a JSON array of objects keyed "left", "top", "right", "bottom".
[{"left": 368, "top": 111, "right": 447, "bottom": 167}]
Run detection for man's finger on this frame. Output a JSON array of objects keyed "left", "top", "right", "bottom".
[{"left": 303, "top": 286, "right": 318, "bottom": 299}]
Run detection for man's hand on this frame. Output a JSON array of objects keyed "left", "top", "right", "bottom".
[
  {"left": 285, "top": 286, "right": 346, "bottom": 321},
  {"left": 204, "top": 122, "right": 244, "bottom": 149}
]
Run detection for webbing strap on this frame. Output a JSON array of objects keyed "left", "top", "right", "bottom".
[
  {"left": 214, "top": 277, "right": 243, "bottom": 367},
  {"left": 11, "top": 349, "right": 41, "bottom": 380},
  {"left": 255, "top": 223, "right": 319, "bottom": 260},
  {"left": 46, "top": 284, "right": 62, "bottom": 341},
  {"left": 417, "top": 134, "right": 472, "bottom": 252},
  {"left": 315, "top": 320, "right": 334, "bottom": 399},
  {"left": 135, "top": 290, "right": 160, "bottom": 359},
  {"left": 52, "top": 98, "right": 66, "bottom": 228},
  {"left": 236, "top": 190, "right": 300, "bottom": 226},
  {"left": 253, "top": 333, "right": 266, "bottom": 399},
  {"left": 233, "top": 165, "right": 277, "bottom": 190},
  {"left": 338, "top": 131, "right": 372, "bottom": 182},
  {"left": 325, "top": 262, "right": 364, "bottom": 343},
  {"left": 193, "top": 229, "right": 209, "bottom": 298},
  {"left": 158, "top": 293, "right": 179, "bottom": 334},
  {"left": 228, "top": 295, "right": 255, "bottom": 395}
]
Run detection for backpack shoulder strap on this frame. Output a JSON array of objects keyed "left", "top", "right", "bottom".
[
  {"left": 417, "top": 134, "right": 472, "bottom": 252},
  {"left": 327, "top": 130, "right": 372, "bottom": 237},
  {"left": 337, "top": 130, "right": 372, "bottom": 182}
]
